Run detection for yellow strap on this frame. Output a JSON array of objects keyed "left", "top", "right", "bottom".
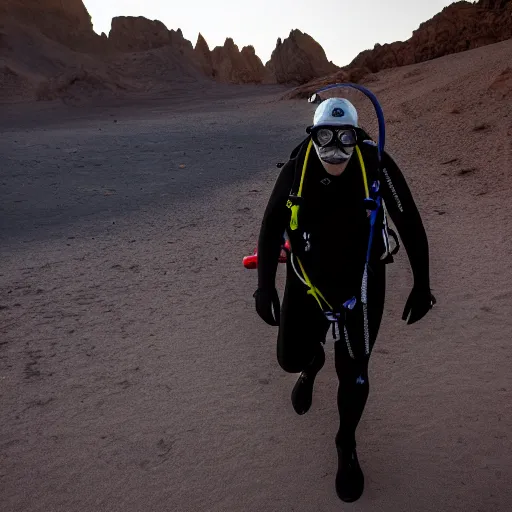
[
  {"left": 289, "top": 139, "right": 313, "bottom": 231},
  {"left": 298, "top": 139, "right": 313, "bottom": 197},
  {"left": 288, "top": 141, "right": 371, "bottom": 313},
  {"left": 296, "top": 256, "right": 333, "bottom": 311},
  {"left": 355, "top": 145, "right": 369, "bottom": 199}
]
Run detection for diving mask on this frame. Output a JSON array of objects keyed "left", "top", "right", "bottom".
[{"left": 309, "top": 125, "right": 357, "bottom": 165}]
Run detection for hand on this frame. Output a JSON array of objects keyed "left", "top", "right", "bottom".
[
  {"left": 253, "top": 287, "right": 281, "bottom": 326},
  {"left": 402, "top": 285, "right": 436, "bottom": 325}
]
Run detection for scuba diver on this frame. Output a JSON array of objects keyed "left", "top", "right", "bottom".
[{"left": 253, "top": 91, "right": 436, "bottom": 502}]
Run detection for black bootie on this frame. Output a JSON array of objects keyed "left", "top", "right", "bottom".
[
  {"left": 290, "top": 345, "right": 325, "bottom": 415},
  {"left": 335, "top": 439, "right": 364, "bottom": 502}
]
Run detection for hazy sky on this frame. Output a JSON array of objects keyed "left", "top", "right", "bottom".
[{"left": 84, "top": 0, "right": 462, "bottom": 67}]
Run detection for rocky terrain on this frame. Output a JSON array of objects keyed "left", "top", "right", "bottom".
[
  {"left": 286, "top": 0, "right": 512, "bottom": 98},
  {"left": 0, "top": 0, "right": 338, "bottom": 103},
  {"left": 2, "top": 0, "right": 510, "bottom": 104},
  {"left": 1, "top": 1, "right": 512, "bottom": 511},
  {"left": 1, "top": 34, "right": 512, "bottom": 512}
]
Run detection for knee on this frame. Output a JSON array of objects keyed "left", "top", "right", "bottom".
[
  {"left": 334, "top": 342, "right": 370, "bottom": 382},
  {"left": 277, "top": 352, "right": 306, "bottom": 374},
  {"left": 277, "top": 341, "right": 314, "bottom": 373}
]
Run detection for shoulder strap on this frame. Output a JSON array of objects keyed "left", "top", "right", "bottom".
[
  {"left": 288, "top": 136, "right": 311, "bottom": 196},
  {"left": 357, "top": 139, "right": 381, "bottom": 188},
  {"left": 287, "top": 138, "right": 313, "bottom": 230}
]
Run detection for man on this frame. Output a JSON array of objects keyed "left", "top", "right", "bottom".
[{"left": 253, "top": 97, "right": 435, "bottom": 502}]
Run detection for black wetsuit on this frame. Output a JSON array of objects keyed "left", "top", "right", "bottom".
[{"left": 256, "top": 135, "right": 432, "bottom": 447}]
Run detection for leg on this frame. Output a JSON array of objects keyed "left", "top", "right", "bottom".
[
  {"left": 336, "top": 264, "right": 386, "bottom": 444},
  {"left": 277, "top": 271, "right": 330, "bottom": 414},
  {"left": 277, "top": 271, "right": 329, "bottom": 374},
  {"left": 334, "top": 351, "right": 371, "bottom": 449},
  {"left": 335, "top": 264, "right": 386, "bottom": 502}
]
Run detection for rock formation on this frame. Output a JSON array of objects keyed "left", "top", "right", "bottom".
[
  {"left": 194, "top": 33, "right": 214, "bottom": 77},
  {"left": 265, "top": 29, "right": 338, "bottom": 84},
  {"left": 2, "top": 0, "right": 512, "bottom": 103},
  {"left": 285, "top": 0, "right": 512, "bottom": 98},
  {"left": 210, "top": 38, "right": 270, "bottom": 84},
  {"left": 0, "top": 0, "right": 104, "bottom": 52},
  {"left": 0, "top": 1, "right": 335, "bottom": 86},
  {"left": 108, "top": 16, "right": 194, "bottom": 55},
  {"left": 349, "top": 0, "right": 512, "bottom": 74}
]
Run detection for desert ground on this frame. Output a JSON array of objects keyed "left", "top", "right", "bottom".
[{"left": 1, "top": 40, "right": 511, "bottom": 512}]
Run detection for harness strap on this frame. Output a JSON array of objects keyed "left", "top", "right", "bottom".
[
  {"left": 289, "top": 139, "right": 313, "bottom": 231},
  {"left": 292, "top": 253, "right": 356, "bottom": 359},
  {"left": 287, "top": 140, "right": 371, "bottom": 233},
  {"left": 355, "top": 145, "right": 369, "bottom": 199},
  {"left": 294, "top": 254, "right": 333, "bottom": 311},
  {"left": 284, "top": 139, "right": 381, "bottom": 359}
]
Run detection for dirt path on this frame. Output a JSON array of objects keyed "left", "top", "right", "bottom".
[{"left": 1, "top": 49, "right": 511, "bottom": 510}]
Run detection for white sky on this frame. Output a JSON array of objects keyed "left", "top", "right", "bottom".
[{"left": 83, "top": 0, "right": 466, "bottom": 67}]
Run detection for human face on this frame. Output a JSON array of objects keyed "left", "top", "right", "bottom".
[
  {"left": 311, "top": 125, "right": 357, "bottom": 173},
  {"left": 311, "top": 126, "right": 357, "bottom": 166}
]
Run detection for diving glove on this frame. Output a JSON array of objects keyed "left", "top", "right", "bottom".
[
  {"left": 402, "top": 285, "right": 436, "bottom": 325},
  {"left": 253, "top": 287, "right": 281, "bottom": 326}
]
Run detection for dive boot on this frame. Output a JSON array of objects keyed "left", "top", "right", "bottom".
[
  {"left": 291, "top": 345, "right": 325, "bottom": 415},
  {"left": 335, "top": 442, "right": 364, "bottom": 502}
]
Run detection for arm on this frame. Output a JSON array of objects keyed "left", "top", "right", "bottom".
[
  {"left": 380, "top": 151, "right": 430, "bottom": 287},
  {"left": 257, "top": 160, "right": 294, "bottom": 289},
  {"left": 380, "top": 151, "right": 436, "bottom": 324}
]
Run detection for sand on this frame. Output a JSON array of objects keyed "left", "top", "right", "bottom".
[{"left": 1, "top": 40, "right": 511, "bottom": 511}]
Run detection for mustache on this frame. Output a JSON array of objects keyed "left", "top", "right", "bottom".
[{"left": 318, "top": 146, "right": 352, "bottom": 164}]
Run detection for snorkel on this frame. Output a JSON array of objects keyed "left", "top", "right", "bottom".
[{"left": 309, "top": 83, "right": 386, "bottom": 163}]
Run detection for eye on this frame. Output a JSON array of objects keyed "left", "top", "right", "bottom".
[
  {"left": 338, "top": 130, "right": 357, "bottom": 146},
  {"left": 316, "top": 128, "right": 333, "bottom": 146}
]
